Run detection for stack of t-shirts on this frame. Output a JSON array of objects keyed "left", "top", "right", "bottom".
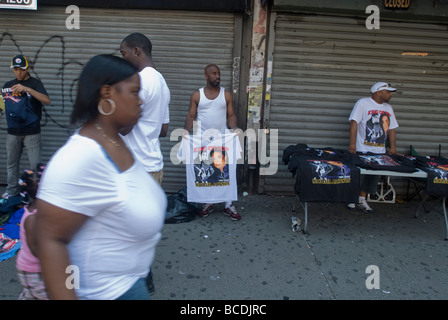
[
  {"left": 352, "top": 152, "right": 417, "bottom": 173},
  {"left": 414, "top": 155, "right": 448, "bottom": 197},
  {"left": 283, "top": 144, "right": 360, "bottom": 203}
]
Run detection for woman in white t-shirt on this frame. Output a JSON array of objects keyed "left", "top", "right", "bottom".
[{"left": 34, "top": 55, "right": 167, "bottom": 300}]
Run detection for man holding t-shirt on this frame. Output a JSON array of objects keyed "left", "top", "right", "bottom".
[
  {"left": 184, "top": 64, "right": 241, "bottom": 221},
  {"left": 348, "top": 82, "right": 399, "bottom": 213},
  {"left": 1, "top": 54, "right": 50, "bottom": 200}
]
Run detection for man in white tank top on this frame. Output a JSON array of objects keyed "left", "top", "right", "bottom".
[{"left": 184, "top": 64, "right": 241, "bottom": 220}]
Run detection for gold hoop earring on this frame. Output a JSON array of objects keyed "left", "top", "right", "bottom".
[{"left": 98, "top": 99, "right": 116, "bottom": 116}]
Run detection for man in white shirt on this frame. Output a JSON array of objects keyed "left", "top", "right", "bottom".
[
  {"left": 348, "top": 82, "right": 399, "bottom": 213},
  {"left": 120, "top": 33, "right": 170, "bottom": 185},
  {"left": 120, "top": 32, "right": 170, "bottom": 295}
]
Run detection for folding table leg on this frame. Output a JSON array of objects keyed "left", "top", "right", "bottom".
[
  {"left": 302, "top": 201, "right": 308, "bottom": 234},
  {"left": 415, "top": 194, "right": 429, "bottom": 218},
  {"left": 416, "top": 195, "right": 448, "bottom": 240},
  {"left": 293, "top": 195, "right": 308, "bottom": 234}
]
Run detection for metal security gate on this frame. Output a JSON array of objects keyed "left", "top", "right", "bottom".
[
  {"left": 262, "top": 13, "right": 448, "bottom": 194},
  {"left": 0, "top": 6, "right": 239, "bottom": 192}
]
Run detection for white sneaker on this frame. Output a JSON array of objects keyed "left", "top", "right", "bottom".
[
  {"left": 347, "top": 203, "right": 356, "bottom": 210},
  {"left": 356, "top": 198, "right": 374, "bottom": 214}
]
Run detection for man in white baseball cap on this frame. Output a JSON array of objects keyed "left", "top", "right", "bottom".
[
  {"left": 347, "top": 81, "right": 399, "bottom": 213},
  {"left": 371, "top": 82, "right": 397, "bottom": 94}
]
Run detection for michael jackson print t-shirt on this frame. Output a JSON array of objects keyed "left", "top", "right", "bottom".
[
  {"left": 349, "top": 97, "right": 399, "bottom": 154},
  {"left": 178, "top": 131, "right": 242, "bottom": 204}
]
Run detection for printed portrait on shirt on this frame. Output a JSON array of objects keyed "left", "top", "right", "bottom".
[
  {"left": 308, "top": 160, "right": 351, "bottom": 184},
  {"left": 364, "top": 110, "right": 391, "bottom": 147},
  {"left": 194, "top": 147, "right": 230, "bottom": 186}
]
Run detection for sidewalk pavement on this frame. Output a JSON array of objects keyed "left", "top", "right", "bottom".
[{"left": 1, "top": 194, "right": 447, "bottom": 300}]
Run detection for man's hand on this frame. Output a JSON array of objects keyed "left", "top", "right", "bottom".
[
  {"left": 388, "top": 146, "right": 397, "bottom": 155},
  {"left": 11, "top": 84, "right": 30, "bottom": 95},
  {"left": 230, "top": 127, "right": 243, "bottom": 136},
  {"left": 348, "top": 143, "right": 356, "bottom": 154},
  {"left": 182, "top": 129, "right": 190, "bottom": 139},
  {"left": 11, "top": 84, "right": 51, "bottom": 105}
]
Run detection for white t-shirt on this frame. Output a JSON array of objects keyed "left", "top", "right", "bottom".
[
  {"left": 178, "top": 132, "right": 241, "bottom": 204},
  {"left": 37, "top": 133, "right": 167, "bottom": 300},
  {"left": 349, "top": 97, "right": 399, "bottom": 154},
  {"left": 121, "top": 67, "right": 170, "bottom": 172}
]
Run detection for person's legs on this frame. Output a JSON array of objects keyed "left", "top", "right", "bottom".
[
  {"left": 348, "top": 175, "right": 379, "bottom": 213},
  {"left": 17, "top": 270, "right": 49, "bottom": 300},
  {"left": 5, "top": 134, "right": 24, "bottom": 197},
  {"left": 145, "top": 269, "right": 155, "bottom": 295},
  {"left": 146, "top": 170, "right": 163, "bottom": 295},
  {"left": 357, "top": 175, "right": 380, "bottom": 213},
  {"left": 360, "top": 175, "right": 381, "bottom": 196},
  {"left": 24, "top": 133, "right": 42, "bottom": 171}
]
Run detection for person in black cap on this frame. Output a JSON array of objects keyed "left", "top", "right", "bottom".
[{"left": 1, "top": 54, "right": 51, "bottom": 200}]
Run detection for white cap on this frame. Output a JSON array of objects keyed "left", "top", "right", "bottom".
[{"left": 371, "top": 82, "right": 397, "bottom": 94}]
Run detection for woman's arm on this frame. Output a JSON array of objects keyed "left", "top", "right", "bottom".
[{"left": 34, "top": 199, "right": 89, "bottom": 300}]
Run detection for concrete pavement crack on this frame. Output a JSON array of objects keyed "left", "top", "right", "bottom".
[{"left": 303, "top": 235, "right": 337, "bottom": 300}]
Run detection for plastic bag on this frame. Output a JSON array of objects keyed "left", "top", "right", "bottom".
[{"left": 165, "top": 186, "right": 199, "bottom": 224}]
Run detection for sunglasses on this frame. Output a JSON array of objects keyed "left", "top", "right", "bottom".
[{"left": 378, "top": 83, "right": 393, "bottom": 89}]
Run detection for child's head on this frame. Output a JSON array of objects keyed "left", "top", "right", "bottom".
[{"left": 19, "top": 163, "right": 45, "bottom": 204}]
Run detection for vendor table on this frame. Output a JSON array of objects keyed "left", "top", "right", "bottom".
[
  {"left": 363, "top": 168, "right": 427, "bottom": 203},
  {"left": 293, "top": 168, "right": 448, "bottom": 240}
]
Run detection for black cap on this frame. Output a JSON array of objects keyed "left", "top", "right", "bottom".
[{"left": 10, "top": 54, "right": 29, "bottom": 69}]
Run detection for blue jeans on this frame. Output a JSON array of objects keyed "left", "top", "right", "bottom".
[{"left": 115, "top": 278, "right": 151, "bottom": 300}]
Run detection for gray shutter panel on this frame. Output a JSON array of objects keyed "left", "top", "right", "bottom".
[{"left": 0, "top": 7, "right": 237, "bottom": 191}]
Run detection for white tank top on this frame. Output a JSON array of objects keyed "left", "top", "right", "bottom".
[{"left": 197, "top": 87, "right": 227, "bottom": 133}]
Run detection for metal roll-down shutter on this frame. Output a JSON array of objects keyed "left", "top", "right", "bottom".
[{"left": 0, "top": 7, "right": 238, "bottom": 192}]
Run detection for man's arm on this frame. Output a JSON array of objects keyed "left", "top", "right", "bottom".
[
  {"left": 159, "top": 123, "right": 169, "bottom": 137},
  {"left": 348, "top": 120, "right": 358, "bottom": 154},
  {"left": 225, "top": 90, "right": 238, "bottom": 129},
  {"left": 12, "top": 84, "right": 51, "bottom": 105},
  {"left": 387, "top": 128, "right": 397, "bottom": 154}
]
